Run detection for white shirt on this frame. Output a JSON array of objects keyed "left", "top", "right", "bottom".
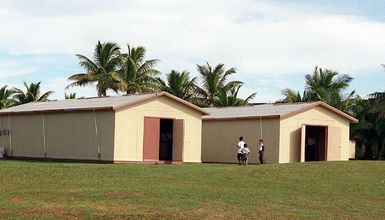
[
  {"left": 242, "top": 147, "right": 250, "bottom": 155},
  {"left": 237, "top": 141, "right": 245, "bottom": 153},
  {"left": 259, "top": 143, "right": 264, "bottom": 152}
]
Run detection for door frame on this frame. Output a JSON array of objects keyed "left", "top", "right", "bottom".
[
  {"left": 142, "top": 116, "right": 177, "bottom": 162},
  {"left": 301, "top": 124, "right": 328, "bottom": 162}
]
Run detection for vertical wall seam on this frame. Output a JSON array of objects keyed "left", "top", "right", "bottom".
[
  {"left": 7, "top": 114, "right": 12, "bottom": 156},
  {"left": 93, "top": 109, "right": 101, "bottom": 160},
  {"left": 42, "top": 112, "right": 47, "bottom": 158}
]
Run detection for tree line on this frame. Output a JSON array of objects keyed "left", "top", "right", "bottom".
[
  {"left": 66, "top": 41, "right": 256, "bottom": 107},
  {"left": 0, "top": 41, "right": 384, "bottom": 159}
]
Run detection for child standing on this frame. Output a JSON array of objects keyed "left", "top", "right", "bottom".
[
  {"left": 237, "top": 136, "right": 245, "bottom": 165},
  {"left": 241, "top": 144, "right": 251, "bottom": 165}
]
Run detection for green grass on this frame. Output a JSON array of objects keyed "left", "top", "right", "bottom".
[{"left": 0, "top": 160, "right": 384, "bottom": 219}]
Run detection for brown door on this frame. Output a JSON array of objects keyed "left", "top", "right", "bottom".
[
  {"left": 327, "top": 127, "right": 341, "bottom": 161},
  {"left": 143, "top": 117, "right": 160, "bottom": 161},
  {"left": 300, "top": 124, "right": 306, "bottom": 162},
  {"left": 172, "top": 119, "right": 184, "bottom": 161}
]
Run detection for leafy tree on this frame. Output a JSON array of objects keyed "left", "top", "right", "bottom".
[
  {"left": 67, "top": 41, "right": 121, "bottom": 97},
  {"left": 305, "top": 66, "right": 353, "bottom": 101},
  {"left": 196, "top": 62, "right": 242, "bottom": 106},
  {"left": 280, "top": 66, "right": 354, "bottom": 112},
  {"left": 214, "top": 84, "right": 256, "bottom": 107},
  {"left": 280, "top": 89, "right": 310, "bottom": 103},
  {"left": 350, "top": 93, "right": 385, "bottom": 160},
  {"left": 157, "top": 70, "right": 197, "bottom": 101},
  {"left": 65, "top": 93, "right": 76, "bottom": 99},
  {"left": 13, "top": 82, "right": 53, "bottom": 104},
  {"left": 115, "top": 45, "right": 160, "bottom": 94},
  {"left": 0, "top": 85, "right": 16, "bottom": 109}
]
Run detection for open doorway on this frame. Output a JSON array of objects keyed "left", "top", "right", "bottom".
[
  {"left": 143, "top": 117, "right": 183, "bottom": 162},
  {"left": 159, "top": 119, "right": 173, "bottom": 160},
  {"left": 305, "top": 126, "right": 327, "bottom": 161}
]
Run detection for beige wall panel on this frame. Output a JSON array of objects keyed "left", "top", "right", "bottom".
[
  {"left": 1, "top": 111, "right": 115, "bottom": 161},
  {"left": 44, "top": 111, "right": 115, "bottom": 160},
  {"left": 7, "top": 114, "right": 45, "bottom": 157},
  {"left": 114, "top": 96, "right": 202, "bottom": 162},
  {"left": 0, "top": 115, "right": 12, "bottom": 155},
  {"left": 201, "top": 118, "right": 280, "bottom": 163},
  {"left": 279, "top": 106, "right": 351, "bottom": 163}
]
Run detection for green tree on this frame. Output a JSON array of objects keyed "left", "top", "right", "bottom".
[
  {"left": 67, "top": 41, "right": 121, "bottom": 97},
  {"left": 280, "top": 89, "right": 310, "bottom": 103},
  {"left": 115, "top": 45, "right": 160, "bottom": 94},
  {"left": 305, "top": 66, "right": 353, "bottom": 101},
  {"left": 280, "top": 66, "right": 354, "bottom": 112},
  {"left": 157, "top": 70, "right": 197, "bottom": 101},
  {"left": 13, "top": 82, "right": 53, "bottom": 105},
  {"left": 350, "top": 93, "right": 385, "bottom": 160},
  {"left": 0, "top": 85, "right": 16, "bottom": 109},
  {"left": 196, "top": 62, "right": 242, "bottom": 106},
  {"left": 65, "top": 93, "right": 76, "bottom": 99},
  {"left": 214, "top": 84, "right": 256, "bottom": 107}
]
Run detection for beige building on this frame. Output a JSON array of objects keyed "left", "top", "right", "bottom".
[
  {"left": 202, "top": 102, "right": 358, "bottom": 164},
  {"left": 0, "top": 92, "right": 207, "bottom": 163}
]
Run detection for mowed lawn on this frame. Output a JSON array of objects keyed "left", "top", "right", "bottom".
[{"left": 0, "top": 160, "right": 384, "bottom": 219}]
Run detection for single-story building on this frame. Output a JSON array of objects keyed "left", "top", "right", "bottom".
[
  {"left": 0, "top": 92, "right": 207, "bottom": 163},
  {"left": 201, "top": 102, "right": 358, "bottom": 164}
]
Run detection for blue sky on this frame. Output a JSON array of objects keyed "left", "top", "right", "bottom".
[{"left": 0, "top": 0, "right": 384, "bottom": 102}]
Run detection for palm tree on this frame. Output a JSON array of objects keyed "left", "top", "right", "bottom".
[
  {"left": 280, "top": 89, "right": 310, "bottom": 103},
  {"left": 115, "top": 45, "right": 160, "bottom": 94},
  {"left": 214, "top": 84, "right": 256, "bottom": 107},
  {"left": 349, "top": 93, "right": 385, "bottom": 160},
  {"left": 367, "top": 92, "right": 385, "bottom": 159},
  {"left": 13, "top": 82, "right": 53, "bottom": 105},
  {"left": 0, "top": 85, "right": 16, "bottom": 109},
  {"left": 280, "top": 66, "right": 354, "bottom": 112},
  {"left": 196, "top": 62, "right": 242, "bottom": 106},
  {"left": 157, "top": 70, "right": 197, "bottom": 101},
  {"left": 65, "top": 93, "right": 76, "bottom": 99},
  {"left": 305, "top": 66, "right": 353, "bottom": 101},
  {"left": 67, "top": 41, "right": 121, "bottom": 97}
]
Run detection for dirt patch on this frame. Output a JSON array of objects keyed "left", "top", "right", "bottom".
[
  {"left": 102, "top": 191, "right": 114, "bottom": 195},
  {"left": 15, "top": 206, "right": 79, "bottom": 219},
  {"left": 10, "top": 196, "right": 23, "bottom": 204},
  {"left": 96, "top": 204, "right": 137, "bottom": 216}
]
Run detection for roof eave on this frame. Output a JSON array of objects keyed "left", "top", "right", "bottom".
[
  {"left": 203, "top": 115, "right": 280, "bottom": 121},
  {"left": 0, "top": 106, "right": 114, "bottom": 115},
  {"left": 280, "top": 101, "right": 358, "bottom": 123},
  {"left": 113, "top": 92, "right": 209, "bottom": 115}
]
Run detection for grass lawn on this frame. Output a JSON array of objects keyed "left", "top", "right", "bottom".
[{"left": 0, "top": 160, "right": 384, "bottom": 219}]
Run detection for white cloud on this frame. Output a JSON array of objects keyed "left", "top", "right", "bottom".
[
  {"left": 0, "top": 0, "right": 385, "bottom": 101},
  {"left": 0, "top": 59, "right": 39, "bottom": 77}
]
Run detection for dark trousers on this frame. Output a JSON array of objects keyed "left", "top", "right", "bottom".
[
  {"left": 259, "top": 151, "right": 264, "bottom": 164},
  {"left": 237, "top": 153, "right": 243, "bottom": 163}
]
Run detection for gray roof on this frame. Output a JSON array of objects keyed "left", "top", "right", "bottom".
[
  {"left": 0, "top": 92, "right": 208, "bottom": 115},
  {"left": 203, "top": 102, "right": 316, "bottom": 120}
]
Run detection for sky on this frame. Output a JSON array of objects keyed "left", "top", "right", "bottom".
[{"left": 0, "top": 0, "right": 385, "bottom": 102}]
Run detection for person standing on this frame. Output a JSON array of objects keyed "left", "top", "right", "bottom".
[
  {"left": 241, "top": 143, "right": 251, "bottom": 165},
  {"left": 258, "top": 139, "right": 265, "bottom": 164},
  {"left": 237, "top": 136, "right": 245, "bottom": 165}
]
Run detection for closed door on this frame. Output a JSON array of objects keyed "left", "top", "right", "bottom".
[
  {"left": 172, "top": 119, "right": 184, "bottom": 161},
  {"left": 327, "top": 127, "right": 341, "bottom": 161},
  {"left": 143, "top": 117, "right": 160, "bottom": 161}
]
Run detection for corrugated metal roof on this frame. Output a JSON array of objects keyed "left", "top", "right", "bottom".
[
  {"left": 203, "top": 102, "right": 317, "bottom": 120},
  {"left": 203, "top": 101, "right": 358, "bottom": 123},
  {"left": 0, "top": 92, "right": 208, "bottom": 115}
]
